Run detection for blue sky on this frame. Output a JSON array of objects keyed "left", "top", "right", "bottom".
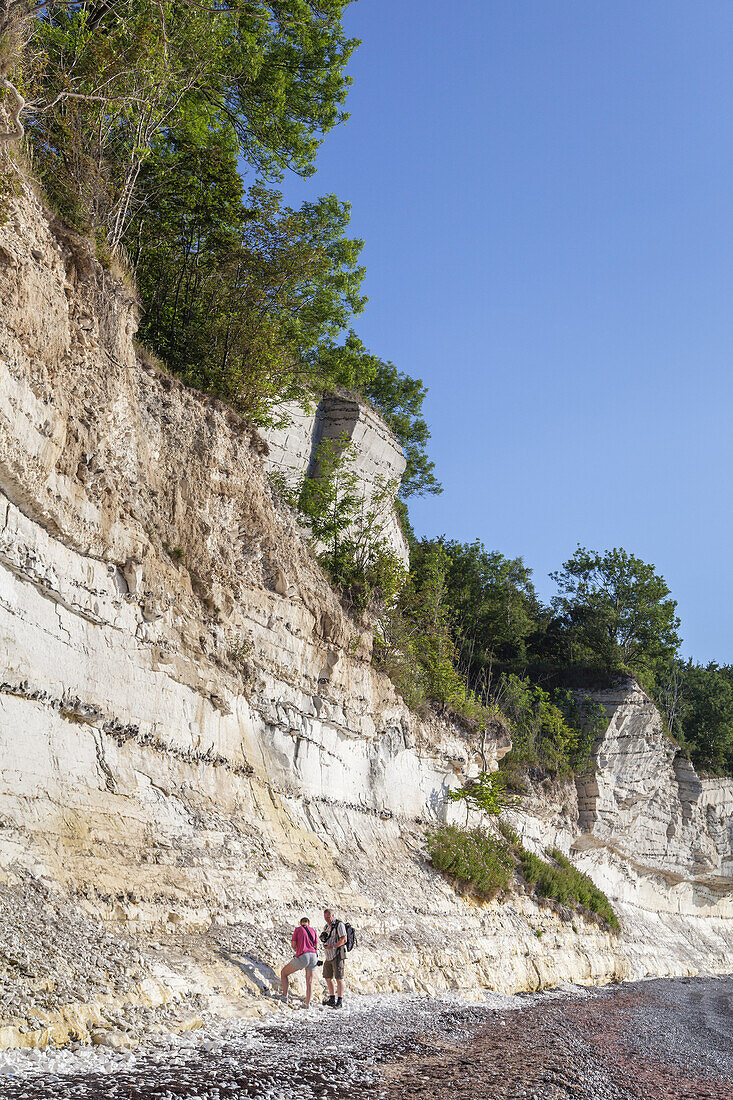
[{"left": 280, "top": 1, "right": 733, "bottom": 664}]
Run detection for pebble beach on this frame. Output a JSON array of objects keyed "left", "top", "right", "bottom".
[{"left": 0, "top": 976, "right": 729, "bottom": 1099}]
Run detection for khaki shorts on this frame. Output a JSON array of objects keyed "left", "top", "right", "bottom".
[{"left": 323, "top": 955, "right": 345, "bottom": 981}]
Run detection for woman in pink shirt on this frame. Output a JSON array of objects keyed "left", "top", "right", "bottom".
[{"left": 280, "top": 917, "right": 318, "bottom": 1005}]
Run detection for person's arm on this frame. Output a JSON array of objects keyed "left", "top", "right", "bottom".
[{"left": 333, "top": 922, "right": 347, "bottom": 950}]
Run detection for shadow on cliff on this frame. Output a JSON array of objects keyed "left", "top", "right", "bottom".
[{"left": 217, "top": 947, "right": 280, "bottom": 994}]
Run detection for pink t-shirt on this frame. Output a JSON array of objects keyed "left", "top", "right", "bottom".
[{"left": 292, "top": 924, "right": 318, "bottom": 956}]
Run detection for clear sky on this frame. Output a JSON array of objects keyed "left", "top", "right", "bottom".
[{"left": 280, "top": 0, "right": 733, "bottom": 664}]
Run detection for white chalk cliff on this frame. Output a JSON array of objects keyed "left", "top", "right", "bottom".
[
  {"left": 260, "top": 395, "right": 410, "bottom": 566},
  {"left": 0, "top": 182, "right": 730, "bottom": 1050}
]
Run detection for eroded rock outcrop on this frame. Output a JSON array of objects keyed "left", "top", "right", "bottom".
[
  {"left": 0, "top": 180, "right": 731, "bottom": 1050},
  {"left": 576, "top": 681, "right": 733, "bottom": 881},
  {"left": 260, "top": 395, "right": 410, "bottom": 566}
]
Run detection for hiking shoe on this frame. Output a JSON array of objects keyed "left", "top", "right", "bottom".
[
  {"left": 323, "top": 995, "right": 336, "bottom": 1007},
  {"left": 334, "top": 998, "right": 343, "bottom": 1009}
]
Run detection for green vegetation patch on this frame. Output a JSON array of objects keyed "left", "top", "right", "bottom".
[
  {"left": 428, "top": 823, "right": 619, "bottom": 933},
  {"left": 382, "top": 536, "right": 733, "bottom": 780},
  {"left": 520, "top": 848, "right": 620, "bottom": 932},
  {"left": 426, "top": 825, "right": 515, "bottom": 899}
]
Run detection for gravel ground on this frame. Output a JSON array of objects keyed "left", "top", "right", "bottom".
[
  {"left": 380, "top": 976, "right": 733, "bottom": 1100},
  {"left": 0, "top": 977, "right": 729, "bottom": 1099}
]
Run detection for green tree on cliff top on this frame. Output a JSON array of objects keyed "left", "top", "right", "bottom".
[{"left": 550, "top": 546, "right": 681, "bottom": 685}]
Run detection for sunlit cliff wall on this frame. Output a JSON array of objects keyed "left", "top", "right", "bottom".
[{"left": 0, "top": 180, "right": 730, "bottom": 1050}]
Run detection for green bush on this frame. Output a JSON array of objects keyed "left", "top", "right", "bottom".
[
  {"left": 374, "top": 540, "right": 511, "bottom": 732},
  {"left": 495, "top": 818, "right": 521, "bottom": 846},
  {"left": 496, "top": 675, "right": 584, "bottom": 776},
  {"left": 448, "top": 770, "right": 515, "bottom": 817},
  {"left": 426, "top": 825, "right": 514, "bottom": 898},
  {"left": 374, "top": 541, "right": 471, "bottom": 712},
  {"left": 520, "top": 847, "right": 619, "bottom": 931},
  {"left": 272, "top": 434, "right": 407, "bottom": 615},
  {"left": 427, "top": 824, "right": 619, "bottom": 932}
]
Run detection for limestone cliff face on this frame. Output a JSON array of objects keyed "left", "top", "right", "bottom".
[
  {"left": 0, "top": 181, "right": 731, "bottom": 1050},
  {"left": 576, "top": 681, "right": 733, "bottom": 881},
  {"left": 260, "top": 395, "right": 410, "bottom": 566},
  {"left": 509, "top": 680, "right": 733, "bottom": 983}
]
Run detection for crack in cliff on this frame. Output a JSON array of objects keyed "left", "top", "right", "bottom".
[
  {"left": 0, "top": 547, "right": 111, "bottom": 629},
  {"left": 91, "top": 728, "right": 117, "bottom": 794}
]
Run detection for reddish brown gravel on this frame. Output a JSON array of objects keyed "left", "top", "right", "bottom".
[{"left": 377, "top": 981, "right": 733, "bottom": 1100}]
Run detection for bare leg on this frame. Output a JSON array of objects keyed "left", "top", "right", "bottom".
[
  {"left": 336, "top": 978, "right": 344, "bottom": 1000},
  {"left": 305, "top": 968, "right": 314, "bottom": 1006},
  {"left": 280, "top": 962, "right": 295, "bottom": 997},
  {"left": 325, "top": 977, "right": 335, "bottom": 998}
]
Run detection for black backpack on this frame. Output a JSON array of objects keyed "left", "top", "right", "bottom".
[{"left": 343, "top": 920, "right": 357, "bottom": 953}]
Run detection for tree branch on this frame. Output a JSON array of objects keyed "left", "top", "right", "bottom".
[{"left": 0, "top": 78, "right": 25, "bottom": 145}]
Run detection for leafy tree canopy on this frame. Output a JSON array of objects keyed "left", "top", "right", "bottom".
[
  {"left": 662, "top": 660, "right": 733, "bottom": 776},
  {"left": 131, "top": 123, "right": 367, "bottom": 421},
  {"left": 13, "top": 0, "right": 356, "bottom": 244},
  {"left": 550, "top": 546, "right": 681, "bottom": 684},
  {"left": 440, "top": 540, "right": 540, "bottom": 677}
]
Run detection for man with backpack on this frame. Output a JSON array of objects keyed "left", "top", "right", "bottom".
[{"left": 321, "top": 908, "right": 348, "bottom": 1008}]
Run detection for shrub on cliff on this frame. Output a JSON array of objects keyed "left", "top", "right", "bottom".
[
  {"left": 426, "top": 825, "right": 515, "bottom": 899},
  {"left": 373, "top": 540, "right": 491, "bottom": 718},
  {"left": 495, "top": 675, "right": 601, "bottom": 778},
  {"left": 388, "top": 539, "right": 606, "bottom": 777},
  {"left": 448, "top": 770, "right": 515, "bottom": 818},
  {"left": 271, "top": 434, "right": 407, "bottom": 615},
  {"left": 428, "top": 824, "right": 620, "bottom": 932},
  {"left": 520, "top": 848, "right": 620, "bottom": 932}
]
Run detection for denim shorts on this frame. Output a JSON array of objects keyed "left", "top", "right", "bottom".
[{"left": 289, "top": 952, "right": 317, "bottom": 971}]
